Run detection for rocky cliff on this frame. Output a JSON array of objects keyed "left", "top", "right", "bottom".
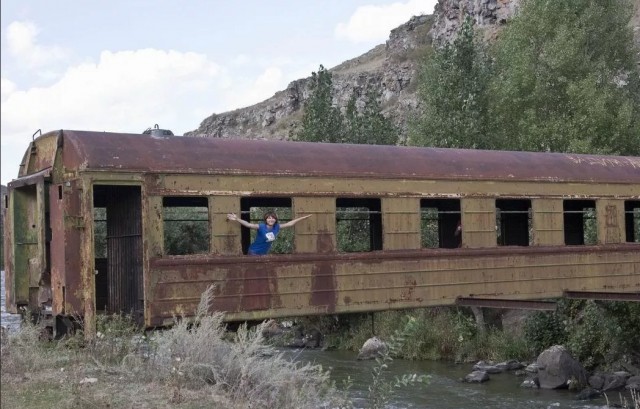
[
  {"left": 186, "top": 14, "right": 433, "bottom": 141},
  {"left": 187, "top": 0, "right": 640, "bottom": 142}
]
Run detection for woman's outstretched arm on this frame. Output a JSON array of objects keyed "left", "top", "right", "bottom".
[
  {"left": 227, "top": 213, "right": 259, "bottom": 229},
  {"left": 280, "top": 214, "right": 312, "bottom": 228}
]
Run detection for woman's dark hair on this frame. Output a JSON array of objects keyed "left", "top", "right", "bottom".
[{"left": 263, "top": 211, "right": 278, "bottom": 223}]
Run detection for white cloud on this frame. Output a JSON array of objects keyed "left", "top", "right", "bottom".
[
  {"left": 335, "top": 0, "right": 437, "bottom": 43},
  {"left": 0, "top": 48, "right": 229, "bottom": 184},
  {"left": 1, "top": 77, "right": 17, "bottom": 102},
  {"left": 6, "top": 21, "right": 69, "bottom": 67},
  {"left": 232, "top": 54, "right": 252, "bottom": 65},
  {"left": 225, "top": 66, "right": 285, "bottom": 108}
]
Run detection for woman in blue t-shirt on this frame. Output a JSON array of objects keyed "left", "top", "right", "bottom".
[{"left": 226, "top": 211, "right": 312, "bottom": 255}]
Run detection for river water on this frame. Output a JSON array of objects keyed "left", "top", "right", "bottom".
[
  {"left": 1, "top": 270, "right": 22, "bottom": 332},
  {"left": 0, "top": 271, "right": 628, "bottom": 408},
  {"left": 290, "top": 349, "right": 622, "bottom": 409}
]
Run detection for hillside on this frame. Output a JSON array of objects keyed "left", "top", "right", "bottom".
[{"left": 187, "top": 0, "right": 640, "bottom": 142}]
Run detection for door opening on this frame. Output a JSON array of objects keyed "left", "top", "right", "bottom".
[{"left": 93, "top": 185, "right": 143, "bottom": 323}]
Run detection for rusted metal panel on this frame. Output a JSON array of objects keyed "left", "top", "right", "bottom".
[
  {"left": 293, "top": 197, "right": 336, "bottom": 253},
  {"left": 79, "top": 179, "right": 96, "bottom": 340},
  {"left": 532, "top": 199, "right": 564, "bottom": 245},
  {"left": 456, "top": 297, "right": 556, "bottom": 310},
  {"left": 3, "top": 190, "right": 16, "bottom": 313},
  {"left": 11, "top": 185, "right": 39, "bottom": 307},
  {"left": 49, "top": 184, "right": 66, "bottom": 315},
  {"left": 144, "top": 195, "right": 163, "bottom": 258},
  {"left": 62, "top": 179, "right": 84, "bottom": 314},
  {"left": 16, "top": 132, "right": 59, "bottom": 178},
  {"left": 461, "top": 198, "right": 496, "bottom": 248},
  {"left": 382, "top": 198, "right": 420, "bottom": 250},
  {"left": 564, "top": 291, "right": 640, "bottom": 301},
  {"left": 8, "top": 168, "right": 51, "bottom": 189},
  {"left": 598, "top": 199, "right": 625, "bottom": 244},
  {"left": 157, "top": 174, "right": 638, "bottom": 200},
  {"left": 211, "top": 196, "right": 241, "bottom": 255},
  {"left": 58, "top": 130, "right": 640, "bottom": 184},
  {"left": 145, "top": 245, "right": 639, "bottom": 324}
]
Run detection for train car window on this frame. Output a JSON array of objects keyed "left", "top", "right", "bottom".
[
  {"left": 240, "top": 197, "right": 293, "bottom": 254},
  {"left": 496, "top": 199, "right": 531, "bottom": 246},
  {"left": 336, "top": 198, "right": 382, "bottom": 252},
  {"left": 624, "top": 201, "right": 640, "bottom": 243},
  {"left": 563, "top": 200, "right": 597, "bottom": 245},
  {"left": 163, "top": 196, "right": 209, "bottom": 255},
  {"left": 420, "top": 199, "right": 461, "bottom": 248}
]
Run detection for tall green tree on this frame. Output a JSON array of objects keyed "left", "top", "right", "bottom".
[
  {"left": 410, "top": 16, "right": 492, "bottom": 149},
  {"left": 297, "top": 65, "right": 397, "bottom": 145},
  {"left": 295, "top": 65, "right": 344, "bottom": 143},
  {"left": 488, "top": 0, "right": 640, "bottom": 155},
  {"left": 344, "top": 90, "right": 398, "bottom": 145}
]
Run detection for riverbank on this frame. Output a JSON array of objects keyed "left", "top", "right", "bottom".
[
  {"left": 3, "top": 322, "right": 636, "bottom": 409},
  {"left": 1, "top": 288, "right": 346, "bottom": 409}
]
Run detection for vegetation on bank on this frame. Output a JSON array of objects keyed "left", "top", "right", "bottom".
[
  {"left": 1, "top": 287, "right": 348, "bottom": 409},
  {"left": 2, "top": 287, "right": 434, "bottom": 409},
  {"left": 291, "top": 300, "right": 640, "bottom": 373}
]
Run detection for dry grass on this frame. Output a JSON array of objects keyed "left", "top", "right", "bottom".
[{"left": 1, "top": 286, "right": 347, "bottom": 409}]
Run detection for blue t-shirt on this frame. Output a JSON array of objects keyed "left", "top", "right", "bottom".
[{"left": 248, "top": 223, "right": 281, "bottom": 255}]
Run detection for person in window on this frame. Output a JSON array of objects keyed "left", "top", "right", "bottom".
[
  {"left": 454, "top": 220, "right": 462, "bottom": 247},
  {"left": 226, "top": 211, "right": 312, "bottom": 255}
]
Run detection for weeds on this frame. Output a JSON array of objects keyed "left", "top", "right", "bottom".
[
  {"left": 1, "top": 286, "right": 347, "bottom": 409},
  {"left": 367, "top": 316, "right": 430, "bottom": 409},
  {"left": 604, "top": 389, "right": 640, "bottom": 409}
]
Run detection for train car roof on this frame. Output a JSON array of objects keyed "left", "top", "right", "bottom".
[{"left": 30, "top": 129, "right": 640, "bottom": 183}]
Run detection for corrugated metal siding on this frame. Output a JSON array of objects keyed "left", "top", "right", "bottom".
[{"left": 105, "top": 186, "right": 143, "bottom": 318}]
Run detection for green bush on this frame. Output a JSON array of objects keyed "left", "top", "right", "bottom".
[{"left": 523, "top": 309, "right": 567, "bottom": 355}]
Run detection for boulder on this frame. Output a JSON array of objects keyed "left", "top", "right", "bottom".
[
  {"left": 602, "top": 373, "right": 628, "bottom": 392},
  {"left": 473, "top": 360, "right": 504, "bottom": 374},
  {"left": 625, "top": 375, "right": 640, "bottom": 390},
  {"left": 463, "top": 370, "right": 490, "bottom": 383},
  {"left": 261, "top": 319, "right": 284, "bottom": 339},
  {"left": 303, "top": 328, "right": 322, "bottom": 349},
  {"left": 536, "top": 345, "right": 587, "bottom": 389},
  {"left": 496, "top": 359, "right": 525, "bottom": 371},
  {"left": 521, "top": 377, "right": 539, "bottom": 388},
  {"left": 588, "top": 373, "right": 605, "bottom": 390},
  {"left": 575, "top": 387, "right": 601, "bottom": 400},
  {"left": 357, "top": 336, "right": 388, "bottom": 360}
]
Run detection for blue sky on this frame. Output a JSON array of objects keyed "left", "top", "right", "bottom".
[{"left": 0, "top": 0, "right": 436, "bottom": 184}]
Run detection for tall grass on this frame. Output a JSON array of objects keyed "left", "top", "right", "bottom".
[
  {"left": 139, "top": 285, "right": 344, "bottom": 408},
  {"left": 1, "top": 286, "right": 347, "bottom": 409}
]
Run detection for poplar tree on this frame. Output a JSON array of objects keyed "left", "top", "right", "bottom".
[
  {"left": 488, "top": 0, "right": 640, "bottom": 155},
  {"left": 344, "top": 90, "right": 397, "bottom": 145},
  {"left": 410, "top": 16, "right": 492, "bottom": 149},
  {"left": 295, "top": 65, "right": 344, "bottom": 143}
]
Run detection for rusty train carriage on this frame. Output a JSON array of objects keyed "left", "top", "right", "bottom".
[{"left": 3, "top": 129, "right": 640, "bottom": 335}]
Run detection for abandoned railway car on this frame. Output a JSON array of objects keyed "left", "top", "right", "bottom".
[{"left": 3, "top": 129, "right": 640, "bottom": 335}]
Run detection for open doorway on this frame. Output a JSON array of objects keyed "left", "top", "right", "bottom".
[{"left": 93, "top": 185, "right": 143, "bottom": 323}]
